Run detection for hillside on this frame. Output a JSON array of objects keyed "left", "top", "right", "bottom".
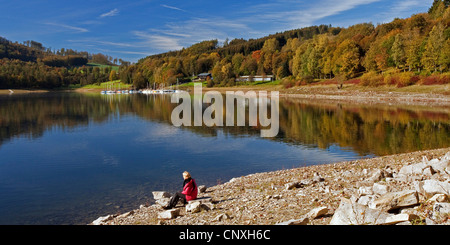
[
  {"left": 1, "top": 1, "right": 449, "bottom": 90},
  {"left": 121, "top": 0, "right": 449, "bottom": 89},
  {"left": 0, "top": 37, "right": 125, "bottom": 89}
]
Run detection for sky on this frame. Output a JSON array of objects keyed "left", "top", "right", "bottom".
[{"left": 0, "top": 0, "right": 434, "bottom": 63}]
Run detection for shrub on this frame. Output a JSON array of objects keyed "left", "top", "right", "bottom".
[
  {"left": 420, "top": 73, "right": 450, "bottom": 85},
  {"left": 396, "top": 72, "right": 415, "bottom": 87},
  {"left": 281, "top": 77, "right": 295, "bottom": 88},
  {"left": 360, "top": 71, "right": 384, "bottom": 86},
  {"left": 300, "top": 75, "right": 314, "bottom": 84}
]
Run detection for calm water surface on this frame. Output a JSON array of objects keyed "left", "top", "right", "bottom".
[{"left": 0, "top": 92, "right": 449, "bottom": 224}]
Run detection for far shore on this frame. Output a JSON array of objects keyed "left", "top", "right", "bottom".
[{"left": 2, "top": 83, "right": 449, "bottom": 106}]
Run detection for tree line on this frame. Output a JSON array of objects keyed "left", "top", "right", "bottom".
[
  {"left": 0, "top": 36, "right": 128, "bottom": 89},
  {"left": 122, "top": 0, "right": 449, "bottom": 89}
]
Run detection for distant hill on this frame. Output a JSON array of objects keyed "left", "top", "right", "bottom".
[
  {"left": 0, "top": 37, "right": 127, "bottom": 89},
  {"left": 121, "top": 0, "right": 449, "bottom": 89}
]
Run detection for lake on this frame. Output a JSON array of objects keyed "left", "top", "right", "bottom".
[{"left": 0, "top": 92, "right": 449, "bottom": 224}]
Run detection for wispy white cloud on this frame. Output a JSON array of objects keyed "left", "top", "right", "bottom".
[
  {"left": 67, "top": 39, "right": 139, "bottom": 48},
  {"left": 44, "top": 22, "right": 89, "bottom": 33},
  {"left": 99, "top": 8, "right": 119, "bottom": 18},
  {"left": 133, "top": 17, "right": 251, "bottom": 52},
  {"left": 160, "top": 4, "right": 187, "bottom": 12},
  {"left": 376, "top": 0, "right": 434, "bottom": 23},
  {"left": 241, "top": 0, "right": 382, "bottom": 30},
  {"left": 132, "top": 31, "right": 184, "bottom": 51}
]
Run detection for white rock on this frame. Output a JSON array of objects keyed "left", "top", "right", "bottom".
[
  {"left": 307, "top": 206, "right": 328, "bottom": 219},
  {"left": 358, "top": 186, "right": 373, "bottom": 196},
  {"left": 384, "top": 213, "right": 420, "bottom": 225},
  {"left": 357, "top": 195, "right": 376, "bottom": 206},
  {"left": 152, "top": 191, "right": 171, "bottom": 200},
  {"left": 399, "top": 162, "right": 428, "bottom": 175},
  {"left": 422, "top": 180, "right": 450, "bottom": 197},
  {"left": 92, "top": 215, "right": 114, "bottom": 225},
  {"left": 373, "top": 183, "right": 389, "bottom": 195},
  {"left": 330, "top": 198, "right": 392, "bottom": 225},
  {"left": 368, "top": 169, "right": 385, "bottom": 182},
  {"left": 186, "top": 201, "right": 202, "bottom": 213},
  {"left": 370, "top": 190, "right": 419, "bottom": 211},
  {"left": 155, "top": 197, "right": 170, "bottom": 207},
  {"left": 428, "top": 156, "right": 449, "bottom": 173},
  {"left": 158, "top": 208, "right": 180, "bottom": 219},
  {"left": 427, "top": 194, "right": 449, "bottom": 203}
]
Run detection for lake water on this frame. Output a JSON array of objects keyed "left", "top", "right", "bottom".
[{"left": 0, "top": 92, "right": 449, "bottom": 224}]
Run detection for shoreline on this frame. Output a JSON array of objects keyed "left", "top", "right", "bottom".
[
  {"left": 92, "top": 147, "right": 450, "bottom": 225},
  {"left": 2, "top": 84, "right": 449, "bottom": 106}
]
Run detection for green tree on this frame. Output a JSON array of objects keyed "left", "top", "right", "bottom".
[
  {"left": 422, "top": 23, "right": 446, "bottom": 72},
  {"left": 391, "top": 34, "right": 406, "bottom": 69},
  {"left": 109, "top": 70, "right": 117, "bottom": 81},
  {"left": 333, "top": 39, "right": 361, "bottom": 79},
  {"left": 404, "top": 29, "right": 424, "bottom": 72}
]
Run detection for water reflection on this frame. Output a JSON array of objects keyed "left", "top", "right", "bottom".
[{"left": 1, "top": 92, "right": 449, "bottom": 156}]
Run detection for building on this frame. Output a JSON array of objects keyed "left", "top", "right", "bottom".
[
  {"left": 194, "top": 73, "right": 212, "bottom": 82},
  {"left": 236, "top": 75, "right": 274, "bottom": 82}
]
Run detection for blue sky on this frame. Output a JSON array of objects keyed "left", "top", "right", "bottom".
[{"left": 0, "top": 0, "right": 434, "bottom": 62}]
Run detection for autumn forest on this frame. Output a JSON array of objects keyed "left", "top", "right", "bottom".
[{"left": 1, "top": 0, "right": 449, "bottom": 90}]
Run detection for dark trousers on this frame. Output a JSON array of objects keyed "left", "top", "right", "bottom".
[{"left": 168, "top": 192, "right": 186, "bottom": 208}]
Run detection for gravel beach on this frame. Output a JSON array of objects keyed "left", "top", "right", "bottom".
[{"left": 92, "top": 147, "right": 450, "bottom": 225}]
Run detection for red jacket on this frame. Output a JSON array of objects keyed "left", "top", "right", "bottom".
[{"left": 181, "top": 178, "right": 198, "bottom": 201}]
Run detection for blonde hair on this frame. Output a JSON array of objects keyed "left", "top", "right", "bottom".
[{"left": 183, "top": 171, "right": 191, "bottom": 178}]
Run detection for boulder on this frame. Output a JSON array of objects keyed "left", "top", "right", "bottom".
[
  {"left": 367, "top": 169, "right": 387, "bottom": 183},
  {"left": 186, "top": 201, "right": 202, "bottom": 213},
  {"left": 422, "top": 180, "right": 450, "bottom": 197},
  {"left": 155, "top": 197, "right": 170, "bottom": 207},
  {"left": 152, "top": 191, "right": 171, "bottom": 200},
  {"left": 306, "top": 206, "right": 328, "bottom": 219},
  {"left": 427, "top": 154, "right": 450, "bottom": 174},
  {"left": 399, "top": 162, "right": 429, "bottom": 176},
  {"left": 373, "top": 182, "right": 389, "bottom": 195},
  {"left": 186, "top": 197, "right": 214, "bottom": 213},
  {"left": 158, "top": 208, "right": 180, "bottom": 219},
  {"left": 384, "top": 213, "right": 420, "bottom": 225},
  {"left": 330, "top": 198, "right": 392, "bottom": 225},
  {"left": 370, "top": 190, "right": 419, "bottom": 211}
]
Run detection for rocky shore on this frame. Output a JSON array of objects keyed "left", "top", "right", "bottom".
[{"left": 91, "top": 147, "right": 450, "bottom": 225}]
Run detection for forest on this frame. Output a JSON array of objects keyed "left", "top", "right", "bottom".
[
  {"left": 123, "top": 0, "right": 450, "bottom": 89},
  {"left": 0, "top": 0, "right": 449, "bottom": 89},
  {"left": 0, "top": 36, "right": 127, "bottom": 89}
]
